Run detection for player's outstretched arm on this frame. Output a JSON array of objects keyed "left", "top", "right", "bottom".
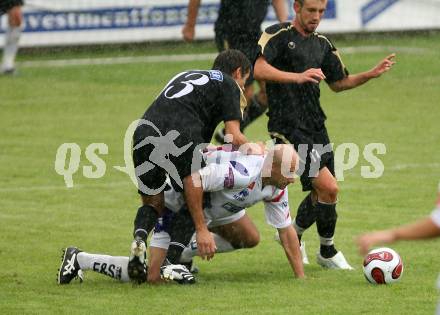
[
  {"left": 254, "top": 56, "right": 325, "bottom": 84},
  {"left": 277, "top": 225, "right": 305, "bottom": 278},
  {"left": 148, "top": 246, "right": 169, "bottom": 284},
  {"left": 182, "top": 0, "right": 201, "bottom": 42},
  {"left": 329, "top": 53, "right": 396, "bottom": 92},
  {"left": 356, "top": 217, "right": 440, "bottom": 255}
]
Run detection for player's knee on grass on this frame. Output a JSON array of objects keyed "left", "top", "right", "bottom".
[{"left": 230, "top": 229, "right": 260, "bottom": 249}]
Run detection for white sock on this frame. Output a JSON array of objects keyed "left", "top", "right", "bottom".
[
  {"left": 179, "top": 233, "right": 197, "bottom": 263},
  {"left": 2, "top": 26, "right": 21, "bottom": 71},
  {"left": 77, "top": 252, "right": 131, "bottom": 282},
  {"left": 179, "top": 232, "right": 235, "bottom": 263},
  {"left": 212, "top": 233, "right": 234, "bottom": 253},
  {"left": 319, "top": 236, "right": 334, "bottom": 246}
]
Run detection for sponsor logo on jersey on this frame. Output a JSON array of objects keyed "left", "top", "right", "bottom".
[
  {"left": 209, "top": 70, "right": 224, "bottom": 82},
  {"left": 229, "top": 161, "right": 249, "bottom": 176},
  {"left": 233, "top": 188, "right": 249, "bottom": 201},
  {"left": 222, "top": 202, "right": 244, "bottom": 213}
]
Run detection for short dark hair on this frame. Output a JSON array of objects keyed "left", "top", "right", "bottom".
[{"left": 211, "top": 49, "right": 251, "bottom": 77}]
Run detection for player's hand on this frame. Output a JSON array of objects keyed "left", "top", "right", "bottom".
[
  {"left": 370, "top": 53, "right": 396, "bottom": 78},
  {"left": 356, "top": 231, "right": 395, "bottom": 255},
  {"left": 297, "top": 68, "right": 326, "bottom": 84},
  {"left": 182, "top": 24, "right": 195, "bottom": 42},
  {"left": 196, "top": 228, "right": 216, "bottom": 260}
]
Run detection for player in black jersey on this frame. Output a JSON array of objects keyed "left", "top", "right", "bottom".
[
  {"left": 128, "top": 49, "right": 253, "bottom": 283},
  {"left": 254, "top": 0, "right": 396, "bottom": 269},
  {"left": 182, "top": 0, "right": 288, "bottom": 141},
  {"left": 1, "top": 0, "right": 24, "bottom": 74}
]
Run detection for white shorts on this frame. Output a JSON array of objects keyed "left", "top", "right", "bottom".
[
  {"left": 150, "top": 231, "right": 171, "bottom": 250},
  {"left": 205, "top": 208, "right": 246, "bottom": 228}
]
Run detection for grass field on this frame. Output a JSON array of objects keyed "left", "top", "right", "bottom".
[{"left": 1, "top": 33, "right": 440, "bottom": 314}]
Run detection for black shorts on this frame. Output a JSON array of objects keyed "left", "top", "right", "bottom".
[
  {"left": 132, "top": 124, "right": 205, "bottom": 195},
  {"left": 271, "top": 127, "right": 335, "bottom": 192},
  {"left": 215, "top": 30, "right": 260, "bottom": 86},
  {"left": 0, "top": 0, "right": 23, "bottom": 15}
]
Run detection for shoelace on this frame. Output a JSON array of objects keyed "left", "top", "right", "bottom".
[{"left": 63, "top": 253, "right": 77, "bottom": 276}]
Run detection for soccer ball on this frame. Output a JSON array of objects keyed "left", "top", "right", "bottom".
[{"left": 362, "top": 247, "right": 403, "bottom": 284}]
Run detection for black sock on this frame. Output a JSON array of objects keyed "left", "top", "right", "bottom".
[
  {"left": 295, "top": 193, "right": 317, "bottom": 231},
  {"left": 167, "top": 243, "right": 186, "bottom": 264},
  {"left": 320, "top": 244, "right": 337, "bottom": 258},
  {"left": 315, "top": 201, "right": 338, "bottom": 258},
  {"left": 240, "top": 96, "right": 267, "bottom": 131},
  {"left": 133, "top": 205, "right": 158, "bottom": 242}
]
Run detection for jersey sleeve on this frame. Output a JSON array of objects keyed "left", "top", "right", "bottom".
[
  {"left": 217, "top": 75, "right": 243, "bottom": 122},
  {"left": 199, "top": 160, "right": 252, "bottom": 192},
  {"left": 258, "top": 23, "right": 288, "bottom": 64},
  {"left": 263, "top": 188, "right": 292, "bottom": 229},
  {"left": 320, "top": 35, "right": 349, "bottom": 84}
]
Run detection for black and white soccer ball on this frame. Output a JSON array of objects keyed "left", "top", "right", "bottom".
[{"left": 363, "top": 247, "right": 403, "bottom": 284}]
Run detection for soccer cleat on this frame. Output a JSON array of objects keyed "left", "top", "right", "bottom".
[
  {"left": 161, "top": 264, "right": 196, "bottom": 284},
  {"left": 127, "top": 239, "right": 147, "bottom": 284},
  {"left": 274, "top": 232, "right": 309, "bottom": 265},
  {"left": 182, "top": 259, "right": 199, "bottom": 274},
  {"left": 57, "top": 247, "right": 83, "bottom": 284},
  {"left": 316, "top": 251, "right": 354, "bottom": 270}
]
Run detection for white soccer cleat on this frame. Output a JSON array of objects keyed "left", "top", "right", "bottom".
[
  {"left": 316, "top": 251, "right": 354, "bottom": 270},
  {"left": 161, "top": 264, "right": 196, "bottom": 284},
  {"left": 274, "top": 232, "right": 309, "bottom": 265}
]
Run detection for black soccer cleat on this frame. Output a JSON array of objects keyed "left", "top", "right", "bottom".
[
  {"left": 57, "top": 247, "right": 83, "bottom": 285},
  {"left": 127, "top": 239, "right": 148, "bottom": 284}
]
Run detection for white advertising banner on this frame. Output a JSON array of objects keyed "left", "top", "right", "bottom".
[{"left": 1, "top": 0, "right": 439, "bottom": 47}]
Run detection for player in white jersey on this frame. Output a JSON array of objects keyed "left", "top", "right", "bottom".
[
  {"left": 146, "top": 145, "right": 304, "bottom": 282},
  {"left": 58, "top": 144, "right": 305, "bottom": 285}
]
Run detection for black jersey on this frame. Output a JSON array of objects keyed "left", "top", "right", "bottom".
[
  {"left": 139, "top": 70, "right": 243, "bottom": 144},
  {"left": 258, "top": 22, "right": 348, "bottom": 134},
  {"left": 215, "top": 0, "right": 270, "bottom": 36}
]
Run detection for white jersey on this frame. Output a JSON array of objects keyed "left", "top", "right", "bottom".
[{"left": 164, "top": 149, "right": 291, "bottom": 229}]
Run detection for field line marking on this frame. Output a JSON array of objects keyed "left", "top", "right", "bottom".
[
  {"left": 0, "top": 181, "right": 131, "bottom": 193},
  {"left": 18, "top": 46, "right": 430, "bottom": 68}
]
